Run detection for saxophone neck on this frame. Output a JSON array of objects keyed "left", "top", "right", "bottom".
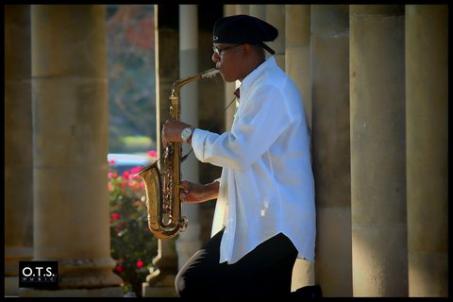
[
  {"left": 172, "top": 74, "right": 201, "bottom": 94},
  {"left": 171, "top": 68, "right": 220, "bottom": 95}
]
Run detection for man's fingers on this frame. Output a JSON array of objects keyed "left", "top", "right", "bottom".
[
  {"left": 180, "top": 191, "right": 187, "bottom": 201},
  {"left": 180, "top": 181, "right": 191, "bottom": 192}
]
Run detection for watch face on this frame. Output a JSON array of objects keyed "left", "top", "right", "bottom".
[{"left": 181, "top": 128, "right": 192, "bottom": 142}]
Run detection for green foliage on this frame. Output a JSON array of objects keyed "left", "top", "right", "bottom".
[
  {"left": 119, "top": 135, "right": 153, "bottom": 153},
  {"left": 106, "top": 7, "right": 158, "bottom": 295},
  {"left": 108, "top": 165, "right": 157, "bottom": 297},
  {"left": 107, "top": 5, "right": 156, "bottom": 153}
]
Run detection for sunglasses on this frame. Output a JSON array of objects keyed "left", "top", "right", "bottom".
[{"left": 212, "top": 44, "right": 242, "bottom": 56}]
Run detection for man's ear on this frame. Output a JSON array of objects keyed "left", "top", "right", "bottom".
[{"left": 243, "top": 43, "right": 263, "bottom": 58}]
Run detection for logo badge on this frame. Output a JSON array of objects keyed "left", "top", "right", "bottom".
[{"left": 19, "top": 261, "right": 58, "bottom": 289}]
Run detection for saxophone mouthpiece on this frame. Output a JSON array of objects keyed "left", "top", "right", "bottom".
[{"left": 201, "top": 68, "right": 220, "bottom": 79}]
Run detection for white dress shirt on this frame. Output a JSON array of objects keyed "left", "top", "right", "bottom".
[{"left": 191, "top": 56, "right": 316, "bottom": 264}]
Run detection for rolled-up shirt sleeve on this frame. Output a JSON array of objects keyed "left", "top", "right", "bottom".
[
  {"left": 191, "top": 128, "right": 212, "bottom": 163},
  {"left": 191, "top": 85, "right": 294, "bottom": 171}
]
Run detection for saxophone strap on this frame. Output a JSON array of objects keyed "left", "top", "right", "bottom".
[
  {"left": 181, "top": 149, "right": 193, "bottom": 162},
  {"left": 224, "top": 87, "right": 240, "bottom": 111}
]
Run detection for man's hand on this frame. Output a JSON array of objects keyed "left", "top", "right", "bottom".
[
  {"left": 180, "top": 180, "right": 219, "bottom": 204},
  {"left": 161, "top": 120, "right": 192, "bottom": 147}
]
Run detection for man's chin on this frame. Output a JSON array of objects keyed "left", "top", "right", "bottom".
[{"left": 220, "top": 73, "right": 235, "bottom": 83}]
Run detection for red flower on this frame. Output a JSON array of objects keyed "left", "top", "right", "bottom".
[
  {"left": 108, "top": 159, "right": 116, "bottom": 165},
  {"left": 147, "top": 150, "right": 157, "bottom": 158},
  {"left": 122, "top": 171, "right": 130, "bottom": 180},
  {"left": 136, "top": 259, "right": 144, "bottom": 269},
  {"left": 121, "top": 180, "right": 128, "bottom": 190},
  {"left": 108, "top": 172, "right": 118, "bottom": 179},
  {"left": 130, "top": 166, "right": 143, "bottom": 175},
  {"left": 114, "top": 264, "right": 125, "bottom": 273},
  {"left": 128, "top": 180, "right": 140, "bottom": 190},
  {"left": 111, "top": 212, "right": 121, "bottom": 221}
]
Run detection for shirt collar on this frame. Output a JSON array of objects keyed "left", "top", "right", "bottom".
[{"left": 239, "top": 56, "right": 277, "bottom": 94}]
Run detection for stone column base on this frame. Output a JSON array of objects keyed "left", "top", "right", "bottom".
[
  {"left": 142, "top": 283, "right": 178, "bottom": 297},
  {"left": 5, "top": 276, "right": 19, "bottom": 297},
  {"left": 18, "top": 286, "right": 123, "bottom": 297},
  {"left": 141, "top": 270, "right": 178, "bottom": 297},
  {"left": 175, "top": 239, "right": 201, "bottom": 269}
]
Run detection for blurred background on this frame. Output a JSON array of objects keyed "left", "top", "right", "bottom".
[{"left": 4, "top": 4, "right": 448, "bottom": 298}]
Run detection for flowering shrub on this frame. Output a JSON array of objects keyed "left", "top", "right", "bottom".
[{"left": 108, "top": 153, "right": 157, "bottom": 296}]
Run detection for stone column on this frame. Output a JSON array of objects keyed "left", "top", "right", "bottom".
[
  {"left": 235, "top": 4, "right": 249, "bottom": 15},
  {"left": 350, "top": 5, "right": 407, "bottom": 296},
  {"left": 284, "top": 5, "right": 315, "bottom": 291},
  {"left": 176, "top": 4, "right": 202, "bottom": 270},
  {"left": 249, "top": 5, "right": 265, "bottom": 20},
  {"left": 5, "top": 5, "right": 33, "bottom": 297},
  {"left": 23, "top": 5, "right": 123, "bottom": 297},
  {"left": 265, "top": 5, "right": 285, "bottom": 69},
  {"left": 285, "top": 5, "right": 312, "bottom": 133},
  {"left": 224, "top": 4, "right": 236, "bottom": 17},
  {"left": 311, "top": 5, "right": 352, "bottom": 297},
  {"left": 142, "top": 4, "right": 179, "bottom": 297},
  {"left": 405, "top": 5, "right": 448, "bottom": 297}
]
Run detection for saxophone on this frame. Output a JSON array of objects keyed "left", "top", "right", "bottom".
[{"left": 138, "top": 68, "right": 220, "bottom": 239}]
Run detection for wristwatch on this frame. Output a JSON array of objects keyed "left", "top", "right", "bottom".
[{"left": 180, "top": 127, "right": 193, "bottom": 143}]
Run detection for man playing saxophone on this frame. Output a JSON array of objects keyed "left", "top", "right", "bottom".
[{"left": 162, "top": 15, "right": 316, "bottom": 298}]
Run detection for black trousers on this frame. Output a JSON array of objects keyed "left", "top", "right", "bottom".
[{"left": 175, "top": 229, "right": 298, "bottom": 298}]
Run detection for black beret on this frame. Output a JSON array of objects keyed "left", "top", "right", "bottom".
[{"left": 213, "top": 15, "right": 278, "bottom": 55}]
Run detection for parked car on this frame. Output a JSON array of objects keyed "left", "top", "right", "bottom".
[{"left": 107, "top": 153, "right": 153, "bottom": 174}]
